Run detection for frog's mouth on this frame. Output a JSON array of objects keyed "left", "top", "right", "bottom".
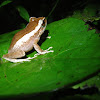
[
  {"left": 39, "top": 18, "right": 47, "bottom": 34},
  {"left": 42, "top": 18, "right": 47, "bottom": 28}
]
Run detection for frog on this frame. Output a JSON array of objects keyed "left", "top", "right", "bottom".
[{"left": 3, "top": 17, "right": 53, "bottom": 63}]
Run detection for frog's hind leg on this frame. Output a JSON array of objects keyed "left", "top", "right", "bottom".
[
  {"left": 3, "top": 50, "right": 25, "bottom": 59},
  {"left": 3, "top": 50, "right": 30, "bottom": 63}
]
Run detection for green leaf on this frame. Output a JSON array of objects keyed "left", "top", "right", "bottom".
[
  {"left": 0, "top": 0, "right": 12, "bottom": 7},
  {"left": 0, "top": 17, "right": 100, "bottom": 96},
  {"left": 16, "top": 5, "right": 30, "bottom": 22},
  {"left": 73, "top": 73, "right": 100, "bottom": 90}
]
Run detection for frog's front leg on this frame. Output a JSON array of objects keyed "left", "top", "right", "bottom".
[{"left": 33, "top": 43, "right": 54, "bottom": 54}]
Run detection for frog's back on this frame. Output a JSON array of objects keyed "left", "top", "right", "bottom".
[{"left": 8, "top": 21, "right": 38, "bottom": 51}]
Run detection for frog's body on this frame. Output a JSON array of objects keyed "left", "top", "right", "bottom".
[{"left": 3, "top": 17, "right": 53, "bottom": 62}]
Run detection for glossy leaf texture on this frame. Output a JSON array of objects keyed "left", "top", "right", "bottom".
[{"left": 0, "top": 17, "right": 100, "bottom": 96}]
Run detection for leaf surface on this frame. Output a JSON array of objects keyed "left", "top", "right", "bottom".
[{"left": 0, "top": 17, "right": 100, "bottom": 96}]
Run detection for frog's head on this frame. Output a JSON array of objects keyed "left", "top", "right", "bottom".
[
  {"left": 29, "top": 17, "right": 47, "bottom": 36},
  {"left": 29, "top": 17, "right": 47, "bottom": 27}
]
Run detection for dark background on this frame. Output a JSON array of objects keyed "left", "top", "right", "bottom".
[{"left": 0, "top": 0, "right": 98, "bottom": 35}]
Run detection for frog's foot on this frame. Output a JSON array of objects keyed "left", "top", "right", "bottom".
[
  {"left": 46, "top": 36, "right": 51, "bottom": 39},
  {"left": 26, "top": 53, "right": 40, "bottom": 60},
  {"left": 27, "top": 47, "right": 54, "bottom": 60},
  {"left": 40, "top": 47, "right": 54, "bottom": 54},
  {"left": 3, "top": 57, "right": 30, "bottom": 63}
]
